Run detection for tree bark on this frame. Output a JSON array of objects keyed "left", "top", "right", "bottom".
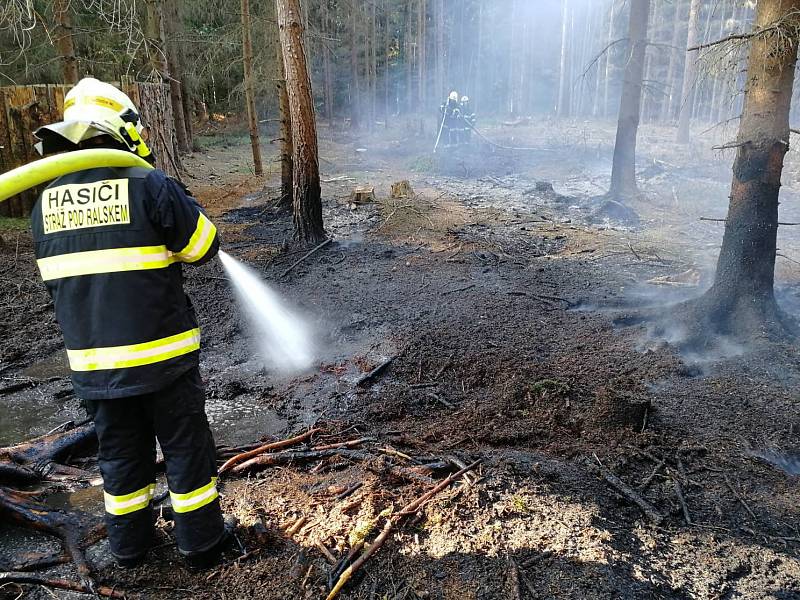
[
  {"left": 608, "top": 0, "right": 651, "bottom": 199},
  {"left": 241, "top": 0, "right": 263, "bottom": 176},
  {"left": 277, "top": 0, "right": 326, "bottom": 243},
  {"left": 696, "top": 0, "right": 800, "bottom": 336},
  {"left": 676, "top": 0, "right": 701, "bottom": 142},
  {"left": 53, "top": 0, "right": 79, "bottom": 84},
  {"left": 277, "top": 44, "right": 294, "bottom": 207}
]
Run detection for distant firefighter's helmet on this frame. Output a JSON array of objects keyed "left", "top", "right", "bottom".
[
  {"left": 461, "top": 96, "right": 470, "bottom": 103},
  {"left": 449, "top": 91, "right": 459, "bottom": 102}
]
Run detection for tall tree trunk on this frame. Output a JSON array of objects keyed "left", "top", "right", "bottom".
[
  {"left": 594, "top": 2, "right": 613, "bottom": 117},
  {"left": 660, "top": 0, "right": 684, "bottom": 123},
  {"left": 404, "top": 1, "right": 413, "bottom": 114},
  {"left": 436, "top": 0, "right": 444, "bottom": 102},
  {"left": 695, "top": 0, "right": 800, "bottom": 336},
  {"left": 163, "top": 0, "right": 189, "bottom": 153},
  {"left": 602, "top": 0, "right": 619, "bottom": 118},
  {"left": 641, "top": 0, "right": 657, "bottom": 123},
  {"left": 369, "top": 0, "right": 377, "bottom": 129},
  {"left": 277, "top": 0, "right": 326, "bottom": 243},
  {"left": 676, "top": 0, "right": 701, "bottom": 142},
  {"left": 709, "top": 0, "right": 734, "bottom": 124},
  {"left": 144, "top": 0, "right": 183, "bottom": 172},
  {"left": 384, "top": 0, "right": 391, "bottom": 123},
  {"left": 241, "top": 0, "right": 263, "bottom": 176},
  {"left": 608, "top": 0, "right": 651, "bottom": 199},
  {"left": 350, "top": 0, "right": 361, "bottom": 129},
  {"left": 145, "top": 0, "right": 169, "bottom": 81},
  {"left": 417, "top": 0, "right": 427, "bottom": 110},
  {"left": 322, "top": 0, "right": 334, "bottom": 121},
  {"left": 277, "top": 44, "right": 293, "bottom": 207},
  {"left": 473, "top": 2, "right": 483, "bottom": 114},
  {"left": 53, "top": 0, "right": 79, "bottom": 84},
  {"left": 557, "top": 0, "right": 571, "bottom": 117}
]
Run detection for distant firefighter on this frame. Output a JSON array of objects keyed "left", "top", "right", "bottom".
[
  {"left": 460, "top": 96, "right": 476, "bottom": 141},
  {"left": 438, "top": 90, "right": 464, "bottom": 148}
]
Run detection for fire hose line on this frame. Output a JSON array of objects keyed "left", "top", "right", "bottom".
[
  {"left": 0, "top": 149, "right": 153, "bottom": 204},
  {"left": 463, "top": 120, "right": 541, "bottom": 152}
]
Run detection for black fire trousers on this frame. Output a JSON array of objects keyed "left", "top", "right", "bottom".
[{"left": 84, "top": 367, "right": 224, "bottom": 560}]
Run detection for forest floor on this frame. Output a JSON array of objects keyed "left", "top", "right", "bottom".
[{"left": 1, "top": 116, "right": 800, "bottom": 599}]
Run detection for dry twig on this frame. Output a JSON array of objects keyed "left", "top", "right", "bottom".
[
  {"left": 218, "top": 428, "right": 320, "bottom": 475},
  {"left": 326, "top": 460, "right": 481, "bottom": 599}
]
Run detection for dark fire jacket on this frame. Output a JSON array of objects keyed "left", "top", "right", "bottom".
[{"left": 31, "top": 166, "right": 219, "bottom": 400}]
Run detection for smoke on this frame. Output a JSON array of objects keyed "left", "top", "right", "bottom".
[{"left": 747, "top": 448, "right": 800, "bottom": 476}]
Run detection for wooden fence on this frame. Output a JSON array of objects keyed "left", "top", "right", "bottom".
[{"left": 0, "top": 82, "right": 181, "bottom": 218}]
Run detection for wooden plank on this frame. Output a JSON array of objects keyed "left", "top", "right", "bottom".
[{"left": 0, "top": 87, "right": 11, "bottom": 217}]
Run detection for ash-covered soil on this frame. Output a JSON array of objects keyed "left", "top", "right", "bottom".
[{"left": 1, "top": 120, "right": 799, "bottom": 599}]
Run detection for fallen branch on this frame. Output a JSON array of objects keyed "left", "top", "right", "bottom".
[
  {"left": 230, "top": 448, "right": 372, "bottom": 475},
  {"left": 315, "top": 540, "right": 337, "bottom": 564},
  {"left": 441, "top": 283, "right": 476, "bottom": 296},
  {"left": 724, "top": 475, "right": 758, "bottom": 521},
  {"left": 638, "top": 459, "right": 666, "bottom": 491},
  {"left": 281, "top": 238, "right": 333, "bottom": 278},
  {"left": 0, "top": 423, "right": 97, "bottom": 484},
  {"left": 326, "top": 460, "right": 481, "bottom": 600},
  {"left": 427, "top": 392, "right": 454, "bottom": 409},
  {"left": 218, "top": 428, "right": 321, "bottom": 475},
  {"left": 335, "top": 482, "right": 362, "bottom": 500},
  {"left": 5, "top": 549, "right": 70, "bottom": 572},
  {"left": 0, "top": 572, "right": 125, "bottom": 598},
  {"left": 312, "top": 438, "right": 374, "bottom": 451},
  {"left": 0, "top": 488, "right": 106, "bottom": 589},
  {"left": 591, "top": 458, "right": 665, "bottom": 525},
  {"left": 355, "top": 357, "right": 394, "bottom": 388},
  {"left": 672, "top": 477, "right": 692, "bottom": 525}
]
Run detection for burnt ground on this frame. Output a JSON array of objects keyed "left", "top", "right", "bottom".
[{"left": 1, "top": 117, "right": 800, "bottom": 599}]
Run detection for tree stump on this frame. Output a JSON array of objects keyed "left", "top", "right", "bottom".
[
  {"left": 390, "top": 180, "right": 414, "bottom": 199},
  {"left": 349, "top": 186, "right": 376, "bottom": 207}
]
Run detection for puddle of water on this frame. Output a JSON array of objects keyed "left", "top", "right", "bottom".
[
  {"left": 45, "top": 484, "right": 104, "bottom": 513},
  {"left": 22, "top": 351, "right": 71, "bottom": 379},
  {"left": 206, "top": 395, "right": 289, "bottom": 445}
]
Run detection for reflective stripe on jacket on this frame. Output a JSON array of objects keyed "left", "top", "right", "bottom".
[{"left": 31, "top": 166, "right": 219, "bottom": 399}]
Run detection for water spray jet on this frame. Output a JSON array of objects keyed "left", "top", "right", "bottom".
[{"left": 218, "top": 251, "right": 315, "bottom": 374}]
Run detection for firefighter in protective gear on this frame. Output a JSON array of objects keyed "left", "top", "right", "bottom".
[
  {"left": 440, "top": 91, "right": 463, "bottom": 147},
  {"left": 30, "top": 78, "right": 226, "bottom": 568},
  {"left": 460, "top": 96, "right": 476, "bottom": 142}
]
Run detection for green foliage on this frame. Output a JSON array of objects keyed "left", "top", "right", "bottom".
[
  {"left": 0, "top": 216, "right": 29, "bottom": 231},
  {"left": 408, "top": 154, "right": 439, "bottom": 173}
]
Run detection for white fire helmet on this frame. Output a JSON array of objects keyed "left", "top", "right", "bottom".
[
  {"left": 449, "top": 91, "right": 459, "bottom": 102},
  {"left": 34, "top": 78, "right": 147, "bottom": 156},
  {"left": 461, "top": 96, "right": 470, "bottom": 103}
]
